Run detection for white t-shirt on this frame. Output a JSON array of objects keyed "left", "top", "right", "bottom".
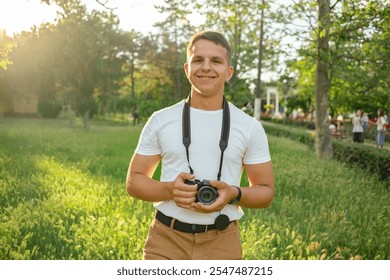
[
  {"left": 377, "top": 116, "right": 386, "bottom": 131},
  {"left": 352, "top": 116, "right": 363, "bottom": 133},
  {"left": 135, "top": 100, "right": 271, "bottom": 224}
]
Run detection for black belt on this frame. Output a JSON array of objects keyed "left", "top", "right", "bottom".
[{"left": 156, "top": 211, "right": 231, "bottom": 233}]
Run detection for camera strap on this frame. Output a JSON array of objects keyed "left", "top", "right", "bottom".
[{"left": 182, "top": 94, "right": 230, "bottom": 181}]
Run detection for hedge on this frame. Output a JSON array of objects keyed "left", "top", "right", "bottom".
[
  {"left": 262, "top": 122, "right": 315, "bottom": 149},
  {"left": 333, "top": 141, "right": 390, "bottom": 184},
  {"left": 262, "top": 121, "right": 390, "bottom": 186}
]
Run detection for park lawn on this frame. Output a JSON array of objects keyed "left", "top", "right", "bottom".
[{"left": 0, "top": 118, "right": 389, "bottom": 260}]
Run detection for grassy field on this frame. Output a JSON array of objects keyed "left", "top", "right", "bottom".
[{"left": 0, "top": 118, "right": 389, "bottom": 260}]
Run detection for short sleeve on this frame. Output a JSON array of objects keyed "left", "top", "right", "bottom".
[
  {"left": 243, "top": 121, "right": 271, "bottom": 164},
  {"left": 135, "top": 114, "right": 161, "bottom": 156}
]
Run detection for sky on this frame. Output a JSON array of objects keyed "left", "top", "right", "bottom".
[
  {"left": 0, "top": 0, "right": 293, "bottom": 81},
  {"left": 0, "top": 0, "right": 167, "bottom": 36},
  {"left": 0, "top": 0, "right": 294, "bottom": 36}
]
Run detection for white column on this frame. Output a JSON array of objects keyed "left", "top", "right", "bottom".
[
  {"left": 266, "top": 91, "right": 271, "bottom": 107},
  {"left": 254, "top": 98, "right": 261, "bottom": 120},
  {"left": 275, "top": 91, "right": 279, "bottom": 114}
]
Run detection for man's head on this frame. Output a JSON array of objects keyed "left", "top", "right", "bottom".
[
  {"left": 185, "top": 31, "right": 234, "bottom": 99},
  {"left": 186, "top": 31, "right": 232, "bottom": 66}
]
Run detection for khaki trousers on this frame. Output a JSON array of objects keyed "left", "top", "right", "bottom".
[{"left": 143, "top": 217, "right": 242, "bottom": 260}]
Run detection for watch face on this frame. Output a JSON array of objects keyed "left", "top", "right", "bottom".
[{"left": 215, "top": 214, "right": 230, "bottom": 231}]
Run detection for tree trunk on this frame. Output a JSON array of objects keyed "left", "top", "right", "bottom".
[
  {"left": 83, "top": 109, "right": 90, "bottom": 130},
  {"left": 315, "top": 0, "right": 332, "bottom": 158},
  {"left": 254, "top": 0, "right": 265, "bottom": 121},
  {"left": 130, "top": 57, "right": 135, "bottom": 97}
]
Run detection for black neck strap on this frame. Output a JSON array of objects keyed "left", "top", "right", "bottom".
[{"left": 182, "top": 95, "right": 230, "bottom": 181}]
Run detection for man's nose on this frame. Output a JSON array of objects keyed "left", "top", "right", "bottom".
[{"left": 201, "top": 59, "right": 211, "bottom": 71}]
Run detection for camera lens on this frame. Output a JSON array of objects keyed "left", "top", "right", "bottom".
[{"left": 197, "top": 186, "right": 217, "bottom": 205}]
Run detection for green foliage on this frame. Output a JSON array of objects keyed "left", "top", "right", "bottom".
[
  {"left": 282, "top": 0, "right": 390, "bottom": 116},
  {"left": 262, "top": 120, "right": 390, "bottom": 186},
  {"left": 2, "top": 0, "right": 388, "bottom": 120},
  {"left": 1, "top": 118, "right": 389, "bottom": 260},
  {"left": 37, "top": 99, "right": 62, "bottom": 118},
  {"left": 75, "top": 99, "right": 98, "bottom": 117},
  {"left": 333, "top": 141, "right": 390, "bottom": 184},
  {"left": 0, "top": 32, "right": 14, "bottom": 70},
  {"left": 262, "top": 121, "right": 315, "bottom": 149}
]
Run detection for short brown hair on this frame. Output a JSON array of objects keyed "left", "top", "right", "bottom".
[{"left": 186, "top": 31, "right": 232, "bottom": 65}]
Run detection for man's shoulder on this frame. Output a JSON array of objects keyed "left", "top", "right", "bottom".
[
  {"left": 229, "top": 102, "right": 257, "bottom": 123},
  {"left": 152, "top": 100, "right": 184, "bottom": 119}
]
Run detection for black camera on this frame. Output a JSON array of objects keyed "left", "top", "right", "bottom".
[{"left": 184, "top": 179, "right": 218, "bottom": 205}]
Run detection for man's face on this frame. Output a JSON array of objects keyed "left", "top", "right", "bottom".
[{"left": 184, "top": 39, "right": 234, "bottom": 98}]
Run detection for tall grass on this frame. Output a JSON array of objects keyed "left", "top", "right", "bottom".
[
  {"left": 0, "top": 118, "right": 388, "bottom": 259},
  {"left": 241, "top": 135, "right": 389, "bottom": 260}
]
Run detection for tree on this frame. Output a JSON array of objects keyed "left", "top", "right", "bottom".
[
  {"left": 329, "top": 0, "right": 390, "bottom": 116},
  {"left": 283, "top": 0, "right": 389, "bottom": 117},
  {"left": 0, "top": 31, "right": 14, "bottom": 71},
  {"left": 0, "top": 32, "right": 15, "bottom": 114},
  {"left": 3, "top": 25, "right": 62, "bottom": 117},
  {"left": 154, "top": 0, "right": 194, "bottom": 100},
  {"left": 254, "top": 0, "right": 266, "bottom": 120},
  {"left": 315, "top": 0, "right": 332, "bottom": 158}
]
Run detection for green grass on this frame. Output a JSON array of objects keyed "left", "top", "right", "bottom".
[{"left": 0, "top": 118, "right": 389, "bottom": 260}]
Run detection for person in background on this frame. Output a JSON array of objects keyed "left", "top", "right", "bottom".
[
  {"left": 329, "top": 116, "right": 338, "bottom": 138},
  {"left": 362, "top": 112, "right": 369, "bottom": 131},
  {"left": 375, "top": 109, "right": 387, "bottom": 149},
  {"left": 336, "top": 114, "right": 344, "bottom": 132},
  {"left": 352, "top": 109, "right": 364, "bottom": 143}
]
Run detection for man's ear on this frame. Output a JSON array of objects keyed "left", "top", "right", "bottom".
[
  {"left": 226, "top": 66, "right": 234, "bottom": 82},
  {"left": 184, "top": 62, "right": 189, "bottom": 78}
]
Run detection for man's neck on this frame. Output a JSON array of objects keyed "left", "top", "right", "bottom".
[{"left": 189, "top": 92, "right": 224, "bottom": 111}]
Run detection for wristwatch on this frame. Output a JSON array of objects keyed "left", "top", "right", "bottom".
[{"left": 228, "top": 185, "right": 242, "bottom": 205}]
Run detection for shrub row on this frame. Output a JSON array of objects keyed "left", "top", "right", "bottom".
[
  {"left": 262, "top": 121, "right": 390, "bottom": 186},
  {"left": 261, "top": 116, "right": 316, "bottom": 130},
  {"left": 332, "top": 141, "right": 390, "bottom": 184},
  {"left": 262, "top": 122, "right": 315, "bottom": 149}
]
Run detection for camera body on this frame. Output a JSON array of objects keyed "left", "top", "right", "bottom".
[{"left": 184, "top": 179, "right": 218, "bottom": 205}]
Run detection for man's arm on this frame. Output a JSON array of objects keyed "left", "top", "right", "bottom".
[
  {"left": 126, "top": 153, "right": 169, "bottom": 202},
  {"left": 239, "top": 161, "right": 274, "bottom": 208},
  {"left": 126, "top": 153, "right": 197, "bottom": 208}
]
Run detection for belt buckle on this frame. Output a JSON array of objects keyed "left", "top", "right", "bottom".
[{"left": 191, "top": 224, "right": 208, "bottom": 233}]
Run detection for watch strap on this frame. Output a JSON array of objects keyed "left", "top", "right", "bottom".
[{"left": 228, "top": 186, "right": 242, "bottom": 205}]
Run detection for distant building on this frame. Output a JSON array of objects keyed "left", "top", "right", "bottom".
[
  {"left": 0, "top": 92, "right": 39, "bottom": 116},
  {"left": 13, "top": 92, "right": 39, "bottom": 114},
  {"left": 261, "top": 85, "right": 285, "bottom": 117}
]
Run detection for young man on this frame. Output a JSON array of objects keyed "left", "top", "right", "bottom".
[{"left": 126, "top": 31, "right": 274, "bottom": 260}]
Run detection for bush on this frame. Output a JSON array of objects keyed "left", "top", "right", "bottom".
[
  {"left": 38, "top": 100, "right": 62, "bottom": 118},
  {"left": 76, "top": 100, "right": 98, "bottom": 118},
  {"left": 333, "top": 141, "right": 390, "bottom": 185},
  {"left": 262, "top": 122, "right": 315, "bottom": 149},
  {"left": 263, "top": 121, "right": 390, "bottom": 186}
]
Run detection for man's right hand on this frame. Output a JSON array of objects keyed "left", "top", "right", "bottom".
[{"left": 171, "top": 172, "right": 197, "bottom": 209}]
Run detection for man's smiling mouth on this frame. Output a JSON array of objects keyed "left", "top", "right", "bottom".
[{"left": 196, "top": 75, "right": 216, "bottom": 79}]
